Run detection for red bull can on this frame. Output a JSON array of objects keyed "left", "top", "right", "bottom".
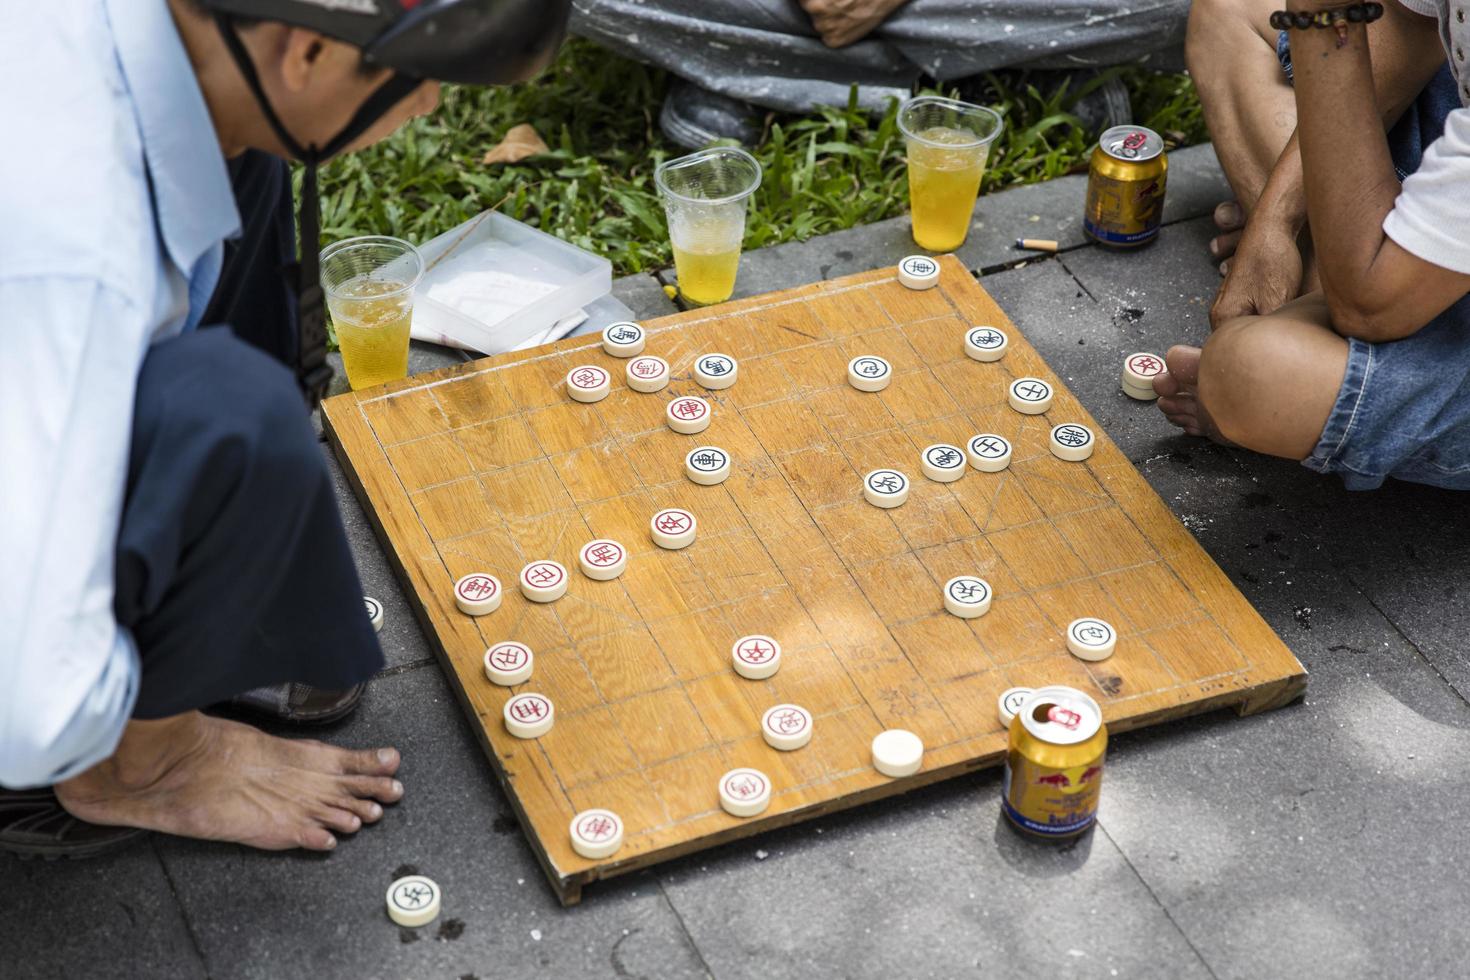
[
  {"left": 1002, "top": 685, "right": 1107, "bottom": 839},
  {"left": 1083, "top": 125, "right": 1168, "bottom": 248}
]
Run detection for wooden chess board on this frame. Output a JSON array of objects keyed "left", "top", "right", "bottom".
[{"left": 323, "top": 256, "right": 1307, "bottom": 905}]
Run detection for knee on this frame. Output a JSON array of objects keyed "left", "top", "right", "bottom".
[
  {"left": 140, "top": 330, "right": 321, "bottom": 488},
  {"left": 1196, "top": 317, "right": 1276, "bottom": 444},
  {"left": 218, "top": 360, "right": 321, "bottom": 489}
]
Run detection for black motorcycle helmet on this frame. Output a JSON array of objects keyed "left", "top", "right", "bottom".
[
  {"left": 196, "top": 0, "right": 572, "bottom": 404},
  {"left": 201, "top": 0, "right": 571, "bottom": 90}
]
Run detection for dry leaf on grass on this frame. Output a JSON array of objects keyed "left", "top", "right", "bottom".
[{"left": 482, "top": 123, "right": 549, "bottom": 165}]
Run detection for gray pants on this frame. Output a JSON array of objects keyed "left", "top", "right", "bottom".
[{"left": 571, "top": 0, "right": 1189, "bottom": 114}]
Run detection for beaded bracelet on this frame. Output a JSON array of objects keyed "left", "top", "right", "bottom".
[{"left": 1269, "top": 2, "right": 1385, "bottom": 31}]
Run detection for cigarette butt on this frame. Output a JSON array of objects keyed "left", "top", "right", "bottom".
[{"left": 1015, "top": 238, "right": 1059, "bottom": 253}]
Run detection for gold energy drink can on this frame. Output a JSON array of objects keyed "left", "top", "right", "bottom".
[
  {"left": 1002, "top": 685, "right": 1107, "bottom": 839},
  {"left": 1084, "top": 125, "right": 1168, "bottom": 248}
]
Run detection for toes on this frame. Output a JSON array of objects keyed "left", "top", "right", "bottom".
[
  {"left": 332, "top": 795, "right": 386, "bottom": 825},
  {"left": 1153, "top": 371, "right": 1183, "bottom": 398},
  {"left": 1162, "top": 412, "right": 1193, "bottom": 431},
  {"left": 289, "top": 741, "right": 400, "bottom": 776},
  {"left": 342, "top": 747, "right": 401, "bottom": 776},
  {"left": 313, "top": 806, "right": 364, "bottom": 836},
  {"left": 1219, "top": 259, "right": 1231, "bottom": 277},
  {"left": 298, "top": 826, "right": 338, "bottom": 851},
  {"left": 1209, "top": 230, "right": 1242, "bottom": 261},
  {"left": 1164, "top": 346, "right": 1203, "bottom": 386},
  {"left": 341, "top": 774, "right": 405, "bottom": 804},
  {"left": 1214, "top": 201, "right": 1243, "bottom": 230},
  {"left": 1157, "top": 393, "right": 1194, "bottom": 416},
  {"left": 1161, "top": 409, "right": 1202, "bottom": 435}
]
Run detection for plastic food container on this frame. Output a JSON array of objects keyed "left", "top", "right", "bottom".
[{"left": 406, "top": 210, "right": 611, "bottom": 354}]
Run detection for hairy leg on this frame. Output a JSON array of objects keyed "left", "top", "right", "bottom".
[
  {"left": 55, "top": 713, "right": 404, "bottom": 851},
  {"left": 1186, "top": 0, "right": 1298, "bottom": 267},
  {"left": 1186, "top": 0, "right": 1297, "bottom": 212},
  {"left": 1155, "top": 293, "right": 1349, "bottom": 460}
]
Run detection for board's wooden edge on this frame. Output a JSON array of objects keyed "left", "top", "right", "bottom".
[
  {"left": 322, "top": 255, "right": 1311, "bottom": 907},
  {"left": 553, "top": 672, "right": 1307, "bottom": 905},
  {"left": 1231, "top": 673, "right": 1309, "bottom": 717}
]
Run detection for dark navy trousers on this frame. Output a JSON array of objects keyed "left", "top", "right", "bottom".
[{"left": 117, "top": 152, "right": 381, "bottom": 718}]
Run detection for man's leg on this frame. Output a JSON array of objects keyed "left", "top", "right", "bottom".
[
  {"left": 1155, "top": 293, "right": 1348, "bottom": 460},
  {"left": 54, "top": 329, "right": 400, "bottom": 851},
  {"left": 1184, "top": 0, "right": 1297, "bottom": 262},
  {"left": 571, "top": 0, "right": 914, "bottom": 115},
  {"left": 201, "top": 151, "right": 369, "bottom": 723},
  {"left": 1186, "top": 0, "right": 1296, "bottom": 212},
  {"left": 882, "top": 0, "right": 1190, "bottom": 77},
  {"left": 113, "top": 328, "right": 379, "bottom": 711}
]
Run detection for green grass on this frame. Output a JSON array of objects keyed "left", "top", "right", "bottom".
[{"left": 313, "top": 38, "right": 1206, "bottom": 278}]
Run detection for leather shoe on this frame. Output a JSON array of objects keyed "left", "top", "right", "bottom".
[
  {"left": 228, "top": 681, "right": 365, "bottom": 726},
  {"left": 0, "top": 788, "right": 147, "bottom": 860},
  {"left": 659, "top": 77, "right": 761, "bottom": 150}
]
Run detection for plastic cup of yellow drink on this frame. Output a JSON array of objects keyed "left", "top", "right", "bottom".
[
  {"left": 655, "top": 147, "right": 762, "bottom": 306},
  {"left": 320, "top": 235, "right": 424, "bottom": 391},
  {"left": 898, "top": 96, "right": 1005, "bottom": 253}
]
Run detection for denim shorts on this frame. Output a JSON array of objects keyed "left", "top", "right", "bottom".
[{"left": 1278, "top": 33, "right": 1470, "bottom": 490}]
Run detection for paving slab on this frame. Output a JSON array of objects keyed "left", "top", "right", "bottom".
[
  {"left": 0, "top": 844, "right": 207, "bottom": 980},
  {"left": 1030, "top": 213, "right": 1320, "bottom": 544},
  {"left": 1159, "top": 141, "right": 1236, "bottom": 234},
  {"left": 1048, "top": 218, "right": 1307, "bottom": 527},
  {"left": 658, "top": 144, "right": 1228, "bottom": 303},
  {"left": 657, "top": 776, "right": 1213, "bottom": 980},
  {"left": 1056, "top": 212, "right": 1218, "bottom": 350},
  {"left": 980, "top": 243, "right": 1392, "bottom": 622},
  {"left": 154, "top": 665, "right": 710, "bottom": 980},
  {"left": 611, "top": 271, "right": 681, "bottom": 321},
  {"left": 323, "top": 445, "right": 435, "bottom": 672},
  {"left": 1293, "top": 481, "right": 1470, "bottom": 702},
  {"left": 1100, "top": 564, "right": 1470, "bottom": 980},
  {"left": 1249, "top": 473, "right": 1469, "bottom": 695}
]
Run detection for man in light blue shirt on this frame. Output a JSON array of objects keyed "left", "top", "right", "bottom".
[{"left": 0, "top": 0, "right": 567, "bottom": 856}]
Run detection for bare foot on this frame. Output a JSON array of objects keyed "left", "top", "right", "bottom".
[
  {"left": 1210, "top": 201, "right": 1245, "bottom": 271},
  {"left": 55, "top": 712, "right": 403, "bottom": 851},
  {"left": 1154, "top": 345, "right": 1236, "bottom": 446}
]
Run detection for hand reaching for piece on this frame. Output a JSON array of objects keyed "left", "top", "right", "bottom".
[
  {"left": 1209, "top": 218, "right": 1304, "bottom": 331},
  {"left": 797, "top": 0, "right": 910, "bottom": 48}
]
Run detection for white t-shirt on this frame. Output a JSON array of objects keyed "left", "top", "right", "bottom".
[{"left": 1383, "top": 0, "right": 1470, "bottom": 274}]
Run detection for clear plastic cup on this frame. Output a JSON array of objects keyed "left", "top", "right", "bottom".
[
  {"left": 655, "top": 147, "right": 762, "bottom": 306},
  {"left": 320, "top": 236, "right": 424, "bottom": 391},
  {"left": 898, "top": 96, "right": 1005, "bottom": 253}
]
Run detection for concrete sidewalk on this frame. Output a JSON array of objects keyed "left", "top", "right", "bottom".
[{"left": 6, "top": 144, "right": 1469, "bottom": 980}]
